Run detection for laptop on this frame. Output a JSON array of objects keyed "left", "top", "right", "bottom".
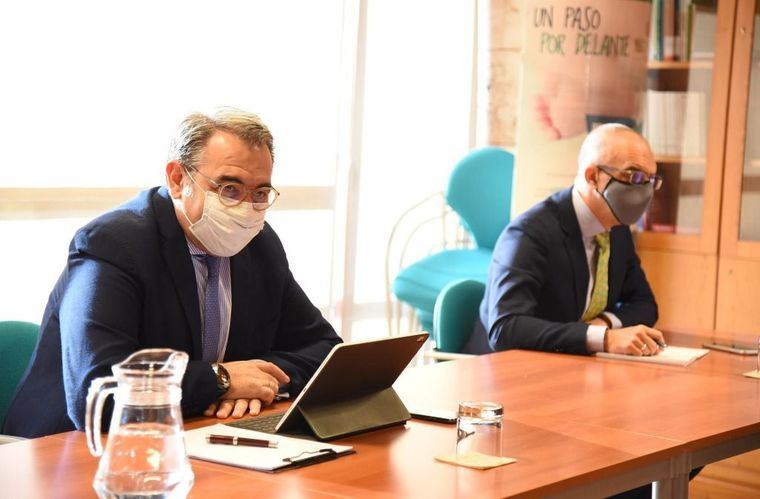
[{"left": 226, "top": 332, "right": 428, "bottom": 441}]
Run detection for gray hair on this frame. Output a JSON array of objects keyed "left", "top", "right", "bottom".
[{"left": 168, "top": 107, "right": 274, "bottom": 170}]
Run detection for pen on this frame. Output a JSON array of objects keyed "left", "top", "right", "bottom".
[
  {"left": 655, "top": 339, "right": 667, "bottom": 349},
  {"left": 206, "top": 434, "right": 279, "bottom": 448}
]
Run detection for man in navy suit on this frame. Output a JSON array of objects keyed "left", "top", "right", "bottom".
[
  {"left": 467, "top": 123, "right": 666, "bottom": 356},
  {"left": 3, "top": 108, "right": 341, "bottom": 438},
  {"left": 471, "top": 124, "right": 700, "bottom": 499}
]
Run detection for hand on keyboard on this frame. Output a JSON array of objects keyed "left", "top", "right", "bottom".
[
  {"left": 204, "top": 360, "right": 290, "bottom": 419},
  {"left": 204, "top": 398, "right": 262, "bottom": 419}
]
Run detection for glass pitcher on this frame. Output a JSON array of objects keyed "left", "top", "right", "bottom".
[{"left": 85, "top": 349, "right": 194, "bottom": 499}]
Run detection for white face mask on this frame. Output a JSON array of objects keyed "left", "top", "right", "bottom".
[{"left": 178, "top": 188, "right": 265, "bottom": 257}]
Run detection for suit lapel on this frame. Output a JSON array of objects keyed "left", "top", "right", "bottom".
[
  {"left": 556, "top": 189, "right": 589, "bottom": 319},
  {"left": 606, "top": 227, "right": 624, "bottom": 308},
  {"left": 226, "top": 245, "right": 255, "bottom": 360},
  {"left": 153, "top": 188, "right": 203, "bottom": 359}
]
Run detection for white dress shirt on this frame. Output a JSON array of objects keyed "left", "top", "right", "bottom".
[{"left": 571, "top": 188, "right": 622, "bottom": 352}]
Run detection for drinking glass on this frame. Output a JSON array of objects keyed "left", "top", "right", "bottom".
[{"left": 456, "top": 401, "right": 503, "bottom": 458}]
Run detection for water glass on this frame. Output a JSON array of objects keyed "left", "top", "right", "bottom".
[{"left": 456, "top": 401, "right": 503, "bottom": 458}]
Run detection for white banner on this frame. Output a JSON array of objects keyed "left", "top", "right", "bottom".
[{"left": 513, "top": 0, "right": 651, "bottom": 215}]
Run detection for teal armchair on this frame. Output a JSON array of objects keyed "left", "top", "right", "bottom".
[
  {"left": 427, "top": 279, "right": 486, "bottom": 361},
  {"left": 389, "top": 147, "right": 513, "bottom": 335},
  {"left": 0, "top": 321, "right": 40, "bottom": 432}
]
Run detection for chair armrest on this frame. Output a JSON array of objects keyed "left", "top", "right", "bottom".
[{"left": 433, "top": 279, "right": 486, "bottom": 353}]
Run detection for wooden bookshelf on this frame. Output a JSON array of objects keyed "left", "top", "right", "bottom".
[
  {"left": 637, "top": 0, "right": 732, "bottom": 343},
  {"left": 654, "top": 155, "right": 707, "bottom": 164},
  {"left": 647, "top": 60, "right": 714, "bottom": 70}
]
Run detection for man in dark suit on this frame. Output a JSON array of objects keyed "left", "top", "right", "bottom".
[
  {"left": 468, "top": 123, "right": 692, "bottom": 499},
  {"left": 468, "top": 123, "right": 665, "bottom": 356},
  {"left": 3, "top": 108, "right": 341, "bottom": 438}
]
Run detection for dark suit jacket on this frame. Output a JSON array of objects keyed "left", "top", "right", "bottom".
[
  {"left": 3, "top": 187, "right": 341, "bottom": 438},
  {"left": 474, "top": 187, "right": 657, "bottom": 355}
]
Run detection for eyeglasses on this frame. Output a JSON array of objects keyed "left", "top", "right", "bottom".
[
  {"left": 597, "top": 164, "right": 663, "bottom": 191},
  {"left": 185, "top": 166, "right": 280, "bottom": 211}
]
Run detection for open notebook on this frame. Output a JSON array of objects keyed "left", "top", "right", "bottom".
[
  {"left": 185, "top": 423, "right": 354, "bottom": 473},
  {"left": 596, "top": 346, "right": 710, "bottom": 367}
]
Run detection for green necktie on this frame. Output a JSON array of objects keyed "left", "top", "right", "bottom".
[{"left": 582, "top": 232, "right": 610, "bottom": 322}]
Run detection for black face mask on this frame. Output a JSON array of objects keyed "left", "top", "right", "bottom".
[{"left": 599, "top": 177, "right": 654, "bottom": 226}]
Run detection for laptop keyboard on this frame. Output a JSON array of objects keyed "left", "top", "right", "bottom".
[{"left": 224, "top": 412, "right": 285, "bottom": 434}]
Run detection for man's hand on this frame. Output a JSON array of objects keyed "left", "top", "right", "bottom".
[
  {"left": 605, "top": 325, "right": 665, "bottom": 356},
  {"left": 203, "top": 360, "right": 290, "bottom": 419},
  {"left": 224, "top": 359, "right": 290, "bottom": 401},
  {"left": 204, "top": 398, "right": 262, "bottom": 419}
]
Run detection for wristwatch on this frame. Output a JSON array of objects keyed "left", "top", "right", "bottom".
[
  {"left": 597, "top": 313, "right": 613, "bottom": 328},
  {"left": 210, "top": 363, "right": 231, "bottom": 398}
]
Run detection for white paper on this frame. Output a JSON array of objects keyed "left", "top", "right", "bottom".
[
  {"left": 596, "top": 346, "right": 710, "bottom": 367},
  {"left": 184, "top": 423, "right": 353, "bottom": 472}
]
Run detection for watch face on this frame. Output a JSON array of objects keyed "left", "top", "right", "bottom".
[
  {"left": 213, "top": 364, "right": 230, "bottom": 391},
  {"left": 219, "top": 368, "right": 230, "bottom": 387}
]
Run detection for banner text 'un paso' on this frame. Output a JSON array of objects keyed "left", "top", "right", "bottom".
[{"left": 533, "top": 5, "right": 646, "bottom": 58}]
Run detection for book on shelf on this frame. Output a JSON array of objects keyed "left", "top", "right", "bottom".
[
  {"left": 649, "top": 0, "right": 716, "bottom": 62},
  {"left": 690, "top": 3, "right": 716, "bottom": 60},
  {"left": 644, "top": 162, "right": 681, "bottom": 233},
  {"left": 649, "top": 0, "right": 661, "bottom": 60},
  {"left": 662, "top": 0, "right": 675, "bottom": 61},
  {"left": 642, "top": 90, "right": 706, "bottom": 158}
]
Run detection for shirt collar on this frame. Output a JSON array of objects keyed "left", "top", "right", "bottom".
[
  {"left": 571, "top": 187, "right": 606, "bottom": 241},
  {"left": 186, "top": 238, "right": 207, "bottom": 257}
]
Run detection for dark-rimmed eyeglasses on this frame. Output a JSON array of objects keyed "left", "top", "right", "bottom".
[
  {"left": 597, "top": 164, "right": 663, "bottom": 191},
  {"left": 185, "top": 166, "right": 280, "bottom": 211}
]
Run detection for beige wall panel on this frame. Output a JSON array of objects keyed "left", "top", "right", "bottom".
[
  {"left": 489, "top": 0, "right": 523, "bottom": 147},
  {"left": 490, "top": 0, "right": 523, "bottom": 50},
  {"left": 716, "top": 257, "right": 760, "bottom": 339},
  {"left": 638, "top": 249, "right": 716, "bottom": 334},
  {"left": 489, "top": 50, "right": 521, "bottom": 146}
]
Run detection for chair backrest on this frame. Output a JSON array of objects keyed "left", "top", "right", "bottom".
[
  {"left": 433, "top": 279, "right": 486, "bottom": 354},
  {"left": 445, "top": 147, "right": 514, "bottom": 250},
  {"left": 0, "top": 321, "right": 40, "bottom": 427}
]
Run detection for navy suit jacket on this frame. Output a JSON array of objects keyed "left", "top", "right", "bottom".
[
  {"left": 3, "top": 187, "right": 341, "bottom": 438},
  {"left": 475, "top": 187, "right": 657, "bottom": 355}
]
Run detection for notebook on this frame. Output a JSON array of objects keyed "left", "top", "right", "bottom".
[
  {"left": 596, "top": 346, "right": 710, "bottom": 367},
  {"left": 184, "top": 423, "right": 354, "bottom": 473}
]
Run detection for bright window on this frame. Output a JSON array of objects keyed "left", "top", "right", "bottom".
[
  {"left": 0, "top": 0, "right": 342, "bottom": 188},
  {"left": 0, "top": 1, "right": 480, "bottom": 336},
  {"left": 0, "top": 0, "right": 343, "bottom": 322}
]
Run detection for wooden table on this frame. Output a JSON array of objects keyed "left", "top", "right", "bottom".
[{"left": 2, "top": 349, "right": 759, "bottom": 498}]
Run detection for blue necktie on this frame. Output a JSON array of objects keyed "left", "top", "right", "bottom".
[{"left": 202, "top": 255, "right": 221, "bottom": 362}]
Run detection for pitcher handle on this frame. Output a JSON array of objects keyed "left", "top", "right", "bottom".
[{"left": 85, "top": 376, "right": 117, "bottom": 457}]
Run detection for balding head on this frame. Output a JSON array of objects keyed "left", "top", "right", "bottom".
[
  {"left": 574, "top": 124, "right": 657, "bottom": 229},
  {"left": 576, "top": 124, "right": 654, "bottom": 179}
]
